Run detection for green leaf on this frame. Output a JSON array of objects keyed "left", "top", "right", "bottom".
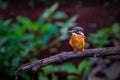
[
  {"left": 40, "top": 24, "right": 49, "bottom": 34},
  {"left": 60, "top": 28, "right": 68, "bottom": 40},
  {"left": 98, "top": 28, "right": 111, "bottom": 35},
  {"left": 0, "top": 19, "right": 11, "bottom": 32},
  {"left": 10, "top": 23, "right": 24, "bottom": 36},
  {"left": 54, "top": 65, "right": 61, "bottom": 72},
  {"left": 65, "top": 15, "right": 77, "bottom": 27},
  {"left": 67, "top": 75, "right": 79, "bottom": 80},
  {"left": 49, "top": 3, "right": 59, "bottom": 13},
  {"left": 41, "top": 3, "right": 59, "bottom": 19},
  {"left": 16, "top": 16, "right": 32, "bottom": 27},
  {"left": 77, "top": 60, "right": 91, "bottom": 73},
  {"left": 67, "top": 15, "right": 78, "bottom": 23},
  {"left": 38, "top": 17, "right": 45, "bottom": 27},
  {"left": 49, "top": 24, "right": 58, "bottom": 35},
  {"left": 55, "top": 22, "right": 65, "bottom": 27},
  {"left": 61, "top": 63, "right": 76, "bottom": 73},
  {"left": 29, "top": 22, "right": 39, "bottom": 31},
  {"left": 11, "top": 57, "right": 21, "bottom": 67},
  {"left": 112, "top": 23, "right": 120, "bottom": 33},
  {"left": 42, "top": 34, "right": 51, "bottom": 44},
  {"left": 38, "top": 73, "right": 49, "bottom": 80},
  {"left": 0, "top": 37, "right": 7, "bottom": 46},
  {"left": 88, "top": 28, "right": 111, "bottom": 47},
  {"left": 22, "top": 34, "right": 34, "bottom": 41},
  {"left": 53, "top": 11, "right": 67, "bottom": 19},
  {"left": 2, "top": 19, "right": 11, "bottom": 27},
  {"left": 42, "top": 65, "right": 54, "bottom": 75}
]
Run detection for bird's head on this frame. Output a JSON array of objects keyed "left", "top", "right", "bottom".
[{"left": 68, "top": 26, "right": 85, "bottom": 36}]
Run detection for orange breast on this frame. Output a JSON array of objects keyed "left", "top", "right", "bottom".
[{"left": 69, "top": 34, "right": 85, "bottom": 51}]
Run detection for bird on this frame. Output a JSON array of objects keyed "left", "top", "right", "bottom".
[{"left": 68, "top": 26, "right": 85, "bottom": 51}]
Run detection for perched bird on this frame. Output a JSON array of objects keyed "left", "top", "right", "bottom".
[{"left": 68, "top": 26, "right": 85, "bottom": 51}]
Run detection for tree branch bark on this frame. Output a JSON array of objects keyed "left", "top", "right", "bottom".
[{"left": 15, "top": 47, "right": 120, "bottom": 76}]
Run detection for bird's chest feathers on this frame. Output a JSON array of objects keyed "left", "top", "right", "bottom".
[
  {"left": 70, "top": 33, "right": 83, "bottom": 42},
  {"left": 69, "top": 33, "right": 84, "bottom": 47}
]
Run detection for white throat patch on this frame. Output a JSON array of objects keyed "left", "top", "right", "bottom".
[{"left": 72, "top": 33, "right": 78, "bottom": 36}]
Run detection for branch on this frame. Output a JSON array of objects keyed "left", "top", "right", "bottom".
[{"left": 15, "top": 47, "right": 120, "bottom": 76}]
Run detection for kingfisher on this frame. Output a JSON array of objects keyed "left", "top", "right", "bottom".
[{"left": 68, "top": 26, "right": 85, "bottom": 51}]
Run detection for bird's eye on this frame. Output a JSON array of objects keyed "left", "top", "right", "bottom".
[{"left": 75, "top": 30, "right": 79, "bottom": 32}]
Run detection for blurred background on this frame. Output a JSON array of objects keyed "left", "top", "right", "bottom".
[{"left": 0, "top": 0, "right": 120, "bottom": 80}]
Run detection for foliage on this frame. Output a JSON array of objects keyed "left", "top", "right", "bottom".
[
  {"left": 88, "top": 28, "right": 111, "bottom": 47},
  {"left": 88, "top": 23, "right": 120, "bottom": 47},
  {"left": 0, "top": 3, "right": 77, "bottom": 80},
  {"left": 111, "top": 23, "right": 120, "bottom": 40},
  {"left": 40, "top": 60, "right": 91, "bottom": 80},
  {"left": 0, "top": 19, "right": 38, "bottom": 80}
]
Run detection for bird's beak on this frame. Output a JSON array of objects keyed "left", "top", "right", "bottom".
[
  {"left": 79, "top": 31, "right": 84, "bottom": 35},
  {"left": 68, "top": 30, "right": 74, "bottom": 33},
  {"left": 79, "top": 31, "right": 86, "bottom": 38}
]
